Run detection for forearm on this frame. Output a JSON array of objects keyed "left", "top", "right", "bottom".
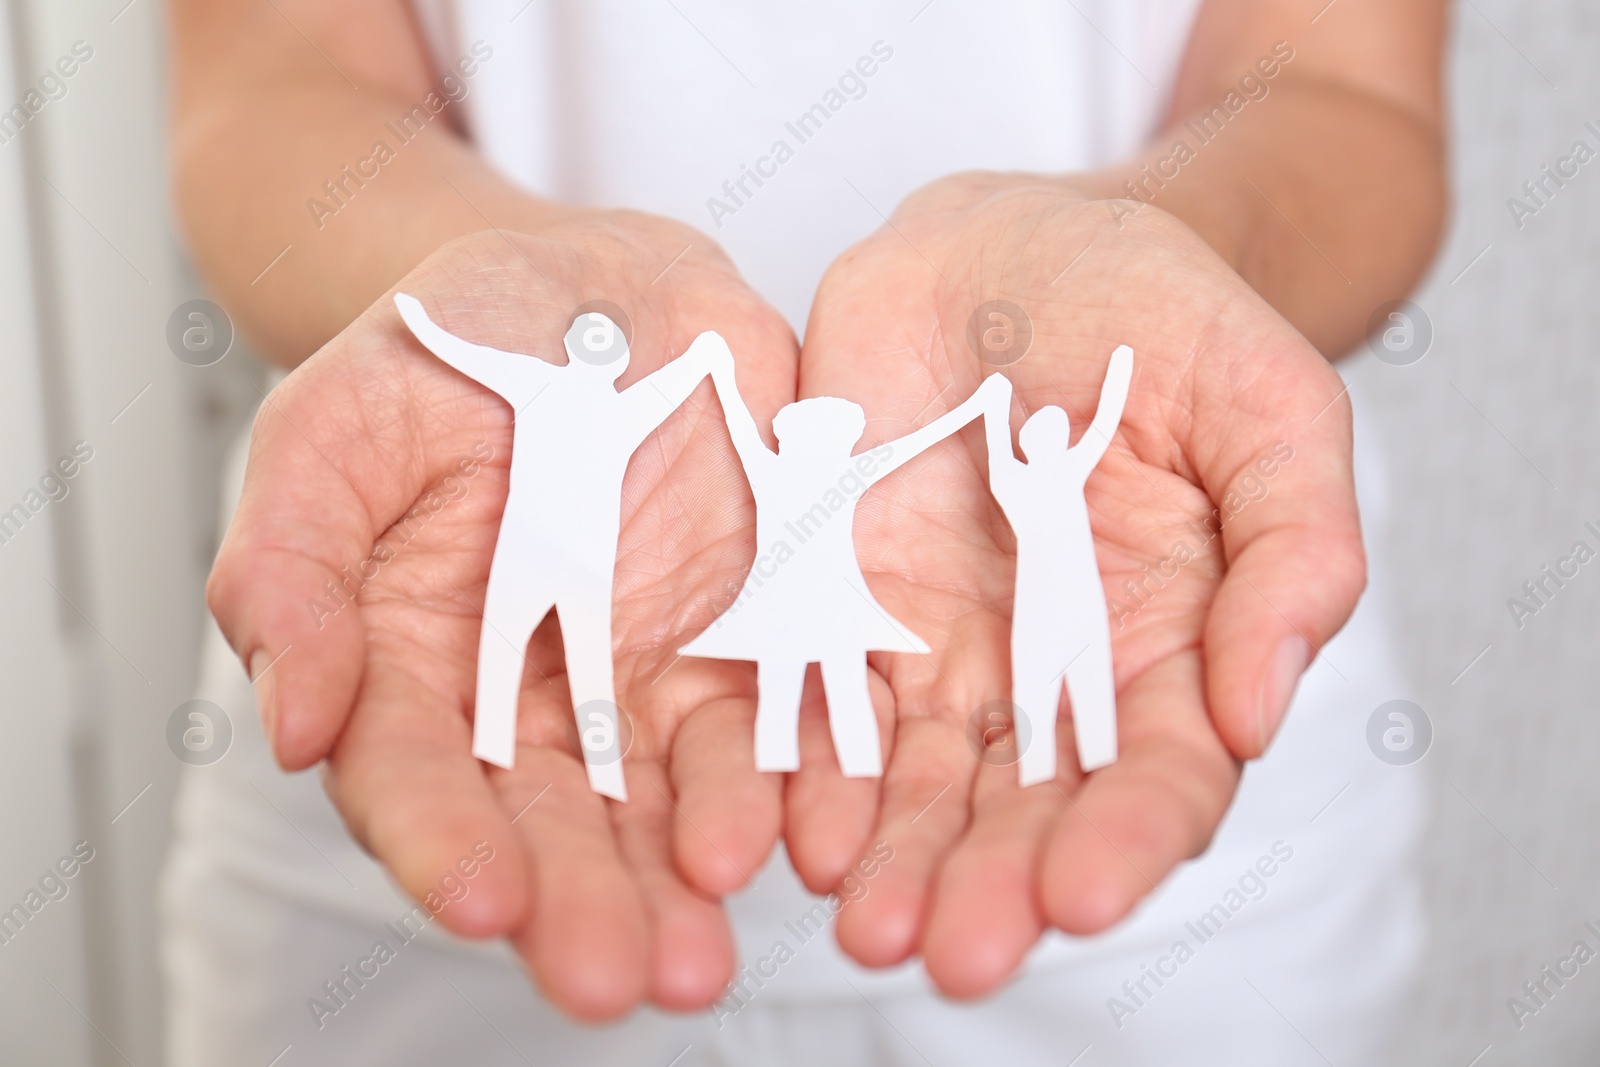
[
  {"left": 1080, "top": 79, "right": 1445, "bottom": 357},
  {"left": 1074, "top": 0, "right": 1449, "bottom": 359},
  {"left": 168, "top": 1, "right": 563, "bottom": 366}
]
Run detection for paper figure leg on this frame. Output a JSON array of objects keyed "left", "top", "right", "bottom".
[
  {"left": 555, "top": 594, "right": 629, "bottom": 802},
  {"left": 820, "top": 656, "right": 882, "bottom": 778},
  {"left": 1013, "top": 659, "right": 1065, "bottom": 788},
  {"left": 753, "top": 659, "right": 806, "bottom": 772},
  {"left": 1063, "top": 642, "right": 1118, "bottom": 774},
  {"left": 471, "top": 578, "right": 557, "bottom": 773}
]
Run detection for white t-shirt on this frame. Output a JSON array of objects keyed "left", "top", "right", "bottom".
[
  {"left": 411, "top": 0, "right": 1203, "bottom": 330},
  {"left": 174, "top": 1, "right": 1415, "bottom": 1007}
]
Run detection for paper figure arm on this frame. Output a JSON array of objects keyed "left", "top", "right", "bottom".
[
  {"left": 393, "top": 293, "right": 552, "bottom": 404},
  {"left": 618, "top": 330, "right": 728, "bottom": 442},
  {"left": 709, "top": 353, "right": 775, "bottom": 477},
  {"left": 1070, "top": 345, "right": 1134, "bottom": 471},
  {"left": 863, "top": 375, "right": 1006, "bottom": 487},
  {"left": 978, "top": 373, "right": 1025, "bottom": 498}
]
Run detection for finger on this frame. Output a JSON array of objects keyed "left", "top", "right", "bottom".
[
  {"left": 1039, "top": 651, "right": 1239, "bottom": 934},
  {"left": 324, "top": 654, "right": 529, "bottom": 942},
  {"left": 920, "top": 748, "right": 1072, "bottom": 999},
  {"left": 208, "top": 338, "right": 511, "bottom": 769},
  {"left": 670, "top": 693, "right": 782, "bottom": 896},
  {"left": 617, "top": 762, "right": 737, "bottom": 1011},
  {"left": 783, "top": 667, "right": 884, "bottom": 894},
  {"left": 832, "top": 704, "right": 976, "bottom": 969},
  {"left": 496, "top": 747, "right": 653, "bottom": 1021},
  {"left": 1190, "top": 336, "right": 1365, "bottom": 760}
]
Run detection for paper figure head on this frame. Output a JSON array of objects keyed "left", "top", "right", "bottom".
[
  {"left": 1019, "top": 405, "right": 1071, "bottom": 460},
  {"left": 771, "top": 397, "right": 867, "bottom": 455},
  {"left": 564, "top": 311, "right": 631, "bottom": 380}
]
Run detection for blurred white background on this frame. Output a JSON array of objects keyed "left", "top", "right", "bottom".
[{"left": 0, "top": 1, "right": 1595, "bottom": 1064}]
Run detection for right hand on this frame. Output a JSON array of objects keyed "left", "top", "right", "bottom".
[{"left": 207, "top": 218, "right": 798, "bottom": 1019}]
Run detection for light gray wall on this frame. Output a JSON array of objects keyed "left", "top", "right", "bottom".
[
  {"left": 0, "top": 1, "right": 93, "bottom": 1060},
  {"left": 1369, "top": 2, "right": 1600, "bottom": 1063},
  {"left": 0, "top": 1, "right": 262, "bottom": 1065}
]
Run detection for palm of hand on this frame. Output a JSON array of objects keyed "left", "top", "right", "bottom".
[
  {"left": 213, "top": 225, "right": 799, "bottom": 1019},
  {"left": 217, "top": 188, "right": 1362, "bottom": 1015},
  {"left": 789, "top": 176, "right": 1362, "bottom": 995}
]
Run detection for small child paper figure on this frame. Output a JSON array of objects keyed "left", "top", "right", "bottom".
[
  {"left": 981, "top": 348, "right": 1133, "bottom": 785},
  {"left": 394, "top": 294, "right": 729, "bottom": 801},
  {"left": 681, "top": 354, "right": 1009, "bottom": 777}
]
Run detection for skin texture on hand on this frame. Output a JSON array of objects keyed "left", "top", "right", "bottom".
[
  {"left": 206, "top": 220, "right": 798, "bottom": 1020},
  {"left": 786, "top": 173, "right": 1366, "bottom": 998},
  {"left": 175, "top": 0, "right": 1448, "bottom": 1027}
]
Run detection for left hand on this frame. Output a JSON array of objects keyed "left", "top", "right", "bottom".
[{"left": 785, "top": 172, "right": 1366, "bottom": 996}]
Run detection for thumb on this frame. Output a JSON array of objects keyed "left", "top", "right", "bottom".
[
  {"left": 207, "top": 312, "right": 510, "bottom": 768},
  {"left": 1197, "top": 360, "right": 1366, "bottom": 760},
  {"left": 207, "top": 374, "right": 379, "bottom": 770}
]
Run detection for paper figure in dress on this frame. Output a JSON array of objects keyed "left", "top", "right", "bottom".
[
  {"left": 679, "top": 351, "right": 1010, "bottom": 777},
  {"left": 394, "top": 293, "right": 730, "bottom": 801},
  {"left": 979, "top": 347, "right": 1133, "bottom": 785}
]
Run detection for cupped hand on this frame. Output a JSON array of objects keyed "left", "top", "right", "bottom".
[
  {"left": 787, "top": 174, "right": 1364, "bottom": 997},
  {"left": 206, "top": 217, "right": 796, "bottom": 1019}
]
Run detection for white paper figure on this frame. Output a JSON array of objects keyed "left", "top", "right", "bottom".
[
  {"left": 681, "top": 355, "right": 1008, "bottom": 777},
  {"left": 394, "top": 293, "right": 729, "bottom": 801},
  {"left": 981, "top": 348, "right": 1133, "bottom": 785}
]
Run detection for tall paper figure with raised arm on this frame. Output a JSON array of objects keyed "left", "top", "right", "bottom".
[
  {"left": 983, "top": 348, "right": 1133, "bottom": 786},
  {"left": 682, "top": 350, "right": 1008, "bottom": 777},
  {"left": 394, "top": 294, "right": 729, "bottom": 801}
]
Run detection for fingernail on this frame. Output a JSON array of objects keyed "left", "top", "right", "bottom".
[
  {"left": 250, "top": 649, "right": 278, "bottom": 752},
  {"left": 1257, "top": 636, "right": 1310, "bottom": 753}
]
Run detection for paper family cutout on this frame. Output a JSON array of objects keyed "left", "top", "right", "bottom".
[{"left": 395, "top": 293, "right": 1133, "bottom": 800}]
